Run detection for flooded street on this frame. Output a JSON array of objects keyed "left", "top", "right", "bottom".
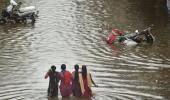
[{"left": 0, "top": 0, "right": 170, "bottom": 99}]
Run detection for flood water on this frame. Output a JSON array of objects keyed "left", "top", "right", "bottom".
[{"left": 0, "top": 0, "right": 170, "bottom": 100}]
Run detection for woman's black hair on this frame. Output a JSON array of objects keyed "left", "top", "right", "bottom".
[
  {"left": 61, "top": 64, "right": 66, "bottom": 71},
  {"left": 51, "top": 65, "right": 56, "bottom": 72},
  {"left": 74, "top": 64, "right": 79, "bottom": 81},
  {"left": 82, "top": 65, "right": 87, "bottom": 79}
]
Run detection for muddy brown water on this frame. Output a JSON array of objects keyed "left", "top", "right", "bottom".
[{"left": 0, "top": 0, "right": 170, "bottom": 100}]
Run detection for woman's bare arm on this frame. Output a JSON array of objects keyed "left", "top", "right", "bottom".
[
  {"left": 90, "top": 73, "right": 98, "bottom": 87},
  {"left": 44, "top": 70, "right": 50, "bottom": 79}
]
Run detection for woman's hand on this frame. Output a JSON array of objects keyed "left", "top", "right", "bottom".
[{"left": 94, "top": 84, "right": 98, "bottom": 87}]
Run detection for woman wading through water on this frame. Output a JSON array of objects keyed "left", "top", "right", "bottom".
[
  {"left": 72, "top": 64, "right": 82, "bottom": 97},
  {"left": 80, "top": 65, "right": 98, "bottom": 97},
  {"left": 45, "top": 65, "right": 60, "bottom": 97}
]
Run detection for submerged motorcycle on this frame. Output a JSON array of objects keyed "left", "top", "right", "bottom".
[
  {"left": 107, "top": 27, "right": 155, "bottom": 46},
  {"left": 0, "top": 0, "right": 38, "bottom": 24}
]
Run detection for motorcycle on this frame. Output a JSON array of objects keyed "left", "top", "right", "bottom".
[
  {"left": 0, "top": 0, "right": 38, "bottom": 24},
  {"left": 107, "top": 27, "right": 155, "bottom": 46}
]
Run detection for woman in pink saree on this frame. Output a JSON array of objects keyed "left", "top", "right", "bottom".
[{"left": 59, "top": 64, "right": 73, "bottom": 98}]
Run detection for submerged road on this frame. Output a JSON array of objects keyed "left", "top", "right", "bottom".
[{"left": 0, "top": 0, "right": 170, "bottom": 99}]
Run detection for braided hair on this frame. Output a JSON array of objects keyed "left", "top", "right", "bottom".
[{"left": 74, "top": 64, "right": 79, "bottom": 81}]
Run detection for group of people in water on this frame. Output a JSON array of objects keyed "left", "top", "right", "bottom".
[{"left": 44, "top": 64, "right": 98, "bottom": 98}]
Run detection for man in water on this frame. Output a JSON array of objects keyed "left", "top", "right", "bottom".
[
  {"left": 12, "top": 2, "right": 22, "bottom": 12},
  {"left": 11, "top": 2, "right": 22, "bottom": 16},
  {"left": 107, "top": 28, "right": 124, "bottom": 44}
]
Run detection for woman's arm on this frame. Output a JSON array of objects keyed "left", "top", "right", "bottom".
[
  {"left": 90, "top": 73, "right": 98, "bottom": 87},
  {"left": 44, "top": 69, "right": 50, "bottom": 79}
]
